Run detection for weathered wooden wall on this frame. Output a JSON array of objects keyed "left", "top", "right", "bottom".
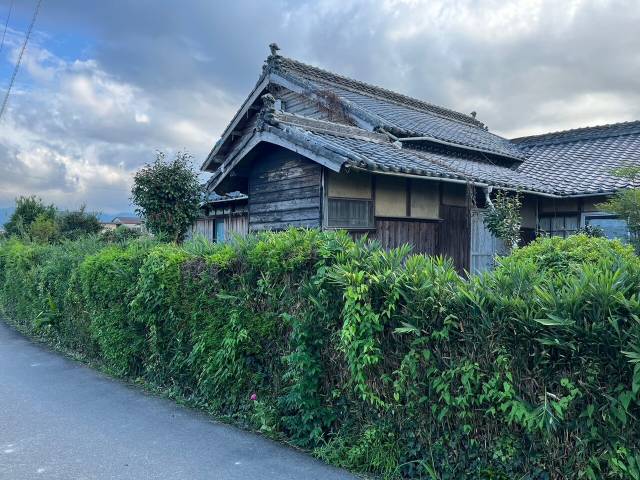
[
  {"left": 248, "top": 148, "right": 322, "bottom": 231},
  {"left": 191, "top": 214, "right": 248, "bottom": 241},
  {"left": 242, "top": 151, "right": 471, "bottom": 269},
  {"left": 371, "top": 218, "right": 439, "bottom": 255},
  {"left": 277, "top": 90, "right": 329, "bottom": 120},
  {"left": 438, "top": 205, "right": 470, "bottom": 273},
  {"left": 192, "top": 218, "right": 215, "bottom": 241},
  {"left": 352, "top": 205, "right": 470, "bottom": 273},
  {"left": 469, "top": 209, "right": 507, "bottom": 275},
  {"left": 365, "top": 197, "right": 470, "bottom": 272},
  {"left": 225, "top": 215, "right": 249, "bottom": 237}
]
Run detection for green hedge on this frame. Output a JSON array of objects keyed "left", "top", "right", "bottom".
[{"left": 1, "top": 231, "right": 639, "bottom": 479}]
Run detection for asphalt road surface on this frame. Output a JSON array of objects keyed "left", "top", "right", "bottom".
[{"left": 0, "top": 321, "right": 356, "bottom": 480}]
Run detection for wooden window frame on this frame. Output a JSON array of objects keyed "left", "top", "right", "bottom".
[
  {"left": 538, "top": 213, "right": 579, "bottom": 238},
  {"left": 325, "top": 196, "right": 375, "bottom": 230}
]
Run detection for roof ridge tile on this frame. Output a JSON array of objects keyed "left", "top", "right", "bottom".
[
  {"left": 513, "top": 120, "right": 640, "bottom": 146},
  {"left": 271, "top": 55, "right": 486, "bottom": 129}
]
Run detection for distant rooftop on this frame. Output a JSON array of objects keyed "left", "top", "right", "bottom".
[
  {"left": 112, "top": 216, "right": 142, "bottom": 225},
  {"left": 513, "top": 120, "right": 640, "bottom": 147}
]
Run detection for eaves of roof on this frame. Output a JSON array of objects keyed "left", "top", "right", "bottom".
[{"left": 209, "top": 110, "right": 556, "bottom": 196}]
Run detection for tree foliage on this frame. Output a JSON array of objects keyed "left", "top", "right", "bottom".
[
  {"left": 3, "top": 197, "right": 103, "bottom": 243},
  {"left": 131, "top": 151, "right": 202, "bottom": 243},
  {"left": 4, "top": 196, "right": 56, "bottom": 238},
  {"left": 598, "top": 167, "right": 640, "bottom": 252},
  {"left": 56, "top": 205, "right": 102, "bottom": 240},
  {"left": 483, "top": 190, "right": 522, "bottom": 250},
  {"left": 30, "top": 214, "right": 60, "bottom": 243}
]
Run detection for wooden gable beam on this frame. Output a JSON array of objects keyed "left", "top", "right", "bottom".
[
  {"left": 208, "top": 127, "right": 348, "bottom": 191},
  {"left": 201, "top": 74, "right": 272, "bottom": 171},
  {"left": 269, "top": 72, "right": 389, "bottom": 133}
]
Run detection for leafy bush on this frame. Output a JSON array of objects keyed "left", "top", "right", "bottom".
[
  {"left": 484, "top": 191, "right": 522, "bottom": 250},
  {"left": 131, "top": 151, "right": 202, "bottom": 243},
  {"left": 0, "top": 231, "right": 639, "bottom": 479},
  {"left": 501, "top": 234, "right": 638, "bottom": 274},
  {"left": 79, "top": 239, "right": 158, "bottom": 375},
  {"left": 56, "top": 206, "right": 102, "bottom": 240},
  {"left": 4, "top": 197, "right": 106, "bottom": 244},
  {"left": 464, "top": 237, "right": 640, "bottom": 478},
  {"left": 100, "top": 225, "right": 142, "bottom": 244},
  {"left": 0, "top": 238, "right": 104, "bottom": 350},
  {"left": 30, "top": 213, "right": 60, "bottom": 244},
  {"left": 4, "top": 196, "right": 56, "bottom": 239}
]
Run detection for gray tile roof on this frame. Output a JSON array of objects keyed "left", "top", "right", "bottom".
[
  {"left": 207, "top": 51, "right": 640, "bottom": 198},
  {"left": 514, "top": 121, "right": 640, "bottom": 195},
  {"left": 274, "top": 57, "right": 482, "bottom": 127},
  {"left": 271, "top": 56, "right": 524, "bottom": 161},
  {"left": 266, "top": 113, "right": 551, "bottom": 193}
]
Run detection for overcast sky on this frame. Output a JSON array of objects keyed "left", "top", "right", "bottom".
[{"left": 0, "top": 0, "right": 639, "bottom": 213}]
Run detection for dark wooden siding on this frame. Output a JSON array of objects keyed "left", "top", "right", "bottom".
[
  {"left": 248, "top": 149, "right": 322, "bottom": 231},
  {"left": 438, "top": 205, "right": 470, "bottom": 273},
  {"left": 351, "top": 205, "right": 470, "bottom": 272},
  {"left": 358, "top": 205, "right": 470, "bottom": 273},
  {"left": 371, "top": 218, "right": 438, "bottom": 255}
]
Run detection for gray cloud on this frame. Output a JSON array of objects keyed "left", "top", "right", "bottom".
[{"left": 0, "top": 0, "right": 638, "bottom": 211}]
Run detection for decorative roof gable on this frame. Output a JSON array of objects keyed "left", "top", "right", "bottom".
[
  {"left": 202, "top": 47, "right": 525, "bottom": 171},
  {"left": 268, "top": 54, "right": 525, "bottom": 161}
]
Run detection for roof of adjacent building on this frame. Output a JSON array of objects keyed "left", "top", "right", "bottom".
[
  {"left": 112, "top": 216, "right": 142, "bottom": 225},
  {"left": 205, "top": 47, "right": 640, "bottom": 198},
  {"left": 513, "top": 121, "right": 640, "bottom": 195}
]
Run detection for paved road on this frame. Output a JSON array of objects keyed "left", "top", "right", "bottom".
[{"left": 0, "top": 322, "right": 356, "bottom": 480}]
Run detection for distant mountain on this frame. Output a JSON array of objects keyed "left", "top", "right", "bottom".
[
  {"left": 0, "top": 207, "right": 138, "bottom": 225},
  {"left": 0, "top": 207, "right": 15, "bottom": 227}
]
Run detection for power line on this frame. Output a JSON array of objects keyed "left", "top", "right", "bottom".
[
  {"left": 0, "top": 0, "right": 14, "bottom": 53},
  {"left": 0, "top": 0, "right": 43, "bottom": 123}
]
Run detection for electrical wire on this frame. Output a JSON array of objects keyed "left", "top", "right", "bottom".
[
  {"left": 0, "top": 0, "right": 14, "bottom": 53},
  {"left": 0, "top": 0, "right": 43, "bottom": 122}
]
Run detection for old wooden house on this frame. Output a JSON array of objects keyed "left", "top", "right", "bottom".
[{"left": 194, "top": 44, "right": 639, "bottom": 273}]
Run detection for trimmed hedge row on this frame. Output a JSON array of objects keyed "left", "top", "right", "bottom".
[{"left": 1, "top": 231, "right": 639, "bottom": 479}]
